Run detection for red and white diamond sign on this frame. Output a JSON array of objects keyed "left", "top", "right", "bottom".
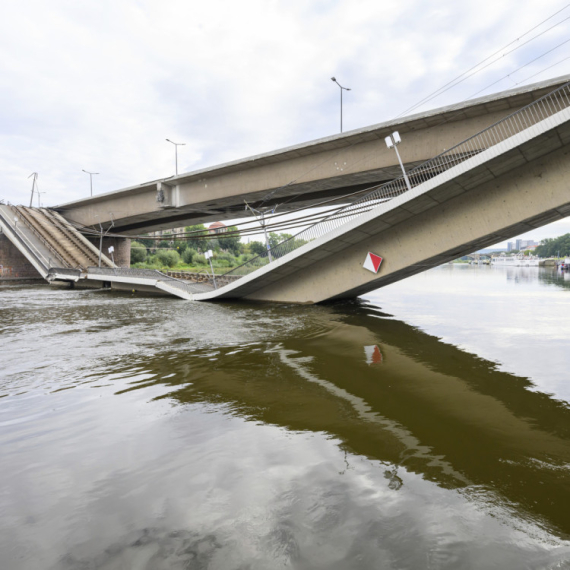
[
  {"left": 363, "top": 252, "right": 383, "bottom": 273},
  {"left": 364, "top": 345, "right": 383, "bottom": 365}
]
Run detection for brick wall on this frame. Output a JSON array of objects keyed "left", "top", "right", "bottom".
[
  {"left": 0, "top": 233, "right": 43, "bottom": 280},
  {"left": 86, "top": 237, "right": 131, "bottom": 268}
]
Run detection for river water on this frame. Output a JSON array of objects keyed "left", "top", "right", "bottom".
[{"left": 1, "top": 265, "right": 570, "bottom": 569}]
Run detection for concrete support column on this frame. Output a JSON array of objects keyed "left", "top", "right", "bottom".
[{"left": 87, "top": 236, "right": 131, "bottom": 268}]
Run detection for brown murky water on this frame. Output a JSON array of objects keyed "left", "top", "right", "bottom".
[{"left": 1, "top": 265, "right": 570, "bottom": 569}]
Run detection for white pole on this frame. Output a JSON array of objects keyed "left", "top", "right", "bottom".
[
  {"left": 260, "top": 211, "right": 273, "bottom": 262},
  {"left": 393, "top": 145, "right": 413, "bottom": 192},
  {"left": 206, "top": 251, "right": 217, "bottom": 289}
]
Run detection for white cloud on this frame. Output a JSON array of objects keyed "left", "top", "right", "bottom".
[{"left": 1, "top": 0, "right": 570, "bottom": 242}]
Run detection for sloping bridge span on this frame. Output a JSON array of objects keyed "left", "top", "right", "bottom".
[
  {"left": 193, "top": 89, "right": 570, "bottom": 304},
  {"left": 0, "top": 205, "right": 116, "bottom": 280},
  {"left": 0, "top": 204, "right": 216, "bottom": 296}
]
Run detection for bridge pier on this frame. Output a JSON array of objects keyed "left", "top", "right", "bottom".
[{"left": 86, "top": 237, "right": 131, "bottom": 268}]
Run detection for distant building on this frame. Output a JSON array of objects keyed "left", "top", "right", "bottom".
[
  {"left": 514, "top": 239, "right": 537, "bottom": 251},
  {"left": 507, "top": 242, "right": 515, "bottom": 251},
  {"left": 147, "top": 226, "right": 185, "bottom": 239},
  {"left": 208, "top": 222, "right": 228, "bottom": 235}
]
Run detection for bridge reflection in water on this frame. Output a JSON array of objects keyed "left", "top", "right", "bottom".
[{"left": 95, "top": 300, "right": 570, "bottom": 538}]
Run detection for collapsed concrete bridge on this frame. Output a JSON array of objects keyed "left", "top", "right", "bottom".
[{"left": 2, "top": 77, "right": 570, "bottom": 303}]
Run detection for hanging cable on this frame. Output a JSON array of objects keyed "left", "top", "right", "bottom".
[
  {"left": 396, "top": 5, "right": 570, "bottom": 118},
  {"left": 514, "top": 55, "right": 570, "bottom": 85},
  {"left": 466, "top": 36, "right": 570, "bottom": 100}
]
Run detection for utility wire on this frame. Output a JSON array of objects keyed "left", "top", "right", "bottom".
[
  {"left": 466, "top": 36, "right": 570, "bottom": 100},
  {"left": 514, "top": 55, "right": 570, "bottom": 85},
  {"left": 396, "top": 4, "right": 570, "bottom": 118}
]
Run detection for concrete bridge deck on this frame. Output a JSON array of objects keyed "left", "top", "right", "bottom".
[{"left": 55, "top": 75, "right": 570, "bottom": 235}]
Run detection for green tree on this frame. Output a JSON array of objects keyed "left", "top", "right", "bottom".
[
  {"left": 137, "top": 235, "right": 154, "bottom": 248},
  {"left": 157, "top": 232, "right": 172, "bottom": 249},
  {"left": 184, "top": 224, "right": 209, "bottom": 251},
  {"left": 173, "top": 237, "right": 187, "bottom": 254},
  {"left": 182, "top": 248, "right": 197, "bottom": 265},
  {"left": 218, "top": 226, "right": 242, "bottom": 255},
  {"left": 249, "top": 241, "right": 267, "bottom": 256},
  {"left": 155, "top": 249, "right": 180, "bottom": 267},
  {"left": 535, "top": 234, "right": 570, "bottom": 257},
  {"left": 130, "top": 241, "right": 148, "bottom": 264},
  {"left": 205, "top": 238, "right": 220, "bottom": 253},
  {"left": 268, "top": 232, "right": 292, "bottom": 250}
]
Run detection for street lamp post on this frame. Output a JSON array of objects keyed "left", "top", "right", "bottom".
[
  {"left": 166, "top": 139, "right": 185, "bottom": 175},
  {"left": 28, "top": 172, "right": 38, "bottom": 207},
  {"left": 82, "top": 170, "right": 99, "bottom": 197},
  {"left": 384, "top": 131, "right": 412, "bottom": 192},
  {"left": 331, "top": 77, "right": 351, "bottom": 133}
]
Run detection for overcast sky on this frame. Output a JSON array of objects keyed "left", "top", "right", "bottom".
[{"left": 1, "top": 0, "right": 570, "bottom": 246}]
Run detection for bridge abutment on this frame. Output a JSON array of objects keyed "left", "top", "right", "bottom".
[{"left": 0, "top": 233, "right": 43, "bottom": 280}]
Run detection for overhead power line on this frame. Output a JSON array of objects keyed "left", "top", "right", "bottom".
[
  {"left": 514, "top": 55, "right": 570, "bottom": 85},
  {"left": 465, "top": 36, "right": 570, "bottom": 99},
  {"left": 396, "top": 4, "right": 570, "bottom": 118}
]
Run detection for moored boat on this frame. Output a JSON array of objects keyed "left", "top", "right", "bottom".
[{"left": 491, "top": 253, "right": 541, "bottom": 267}]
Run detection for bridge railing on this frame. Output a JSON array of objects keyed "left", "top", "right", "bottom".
[
  {"left": 10, "top": 205, "right": 69, "bottom": 268},
  {"left": 87, "top": 266, "right": 215, "bottom": 294},
  {"left": 224, "top": 81, "right": 570, "bottom": 279}
]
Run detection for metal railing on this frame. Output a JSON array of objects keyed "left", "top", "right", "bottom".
[
  {"left": 87, "top": 266, "right": 214, "bottom": 294},
  {"left": 41, "top": 208, "right": 109, "bottom": 268},
  {"left": 10, "top": 206, "right": 69, "bottom": 268},
  {"left": 0, "top": 206, "right": 51, "bottom": 273},
  {"left": 224, "top": 81, "right": 570, "bottom": 279},
  {"left": 47, "top": 267, "right": 82, "bottom": 279}
]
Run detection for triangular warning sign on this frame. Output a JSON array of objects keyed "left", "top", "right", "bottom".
[{"left": 363, "top": 252, "right": 383, "bottom": 274}]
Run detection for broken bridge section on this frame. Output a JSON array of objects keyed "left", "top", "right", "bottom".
[
  {"left": 192, "top": 82, "right": 570, "bottom": 304},
  {"left": 0, "top": 205, "right": 216, "bottom": 299}
]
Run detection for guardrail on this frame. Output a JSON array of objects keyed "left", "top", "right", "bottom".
[
  {"left": 10, "top": 206, "right": 69, "bottom": 268},
  {"left": 0, "top": 207, "right": 51, "bottom": 273},
  {"left": 87, "top": 266, "right": 214, "bottom": 294},
  {"left": 47, "top": 267, "right": 82, "bottom": 279},
  {"left": 224, "top": 81, "right": 570, "bottom": 279}
]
